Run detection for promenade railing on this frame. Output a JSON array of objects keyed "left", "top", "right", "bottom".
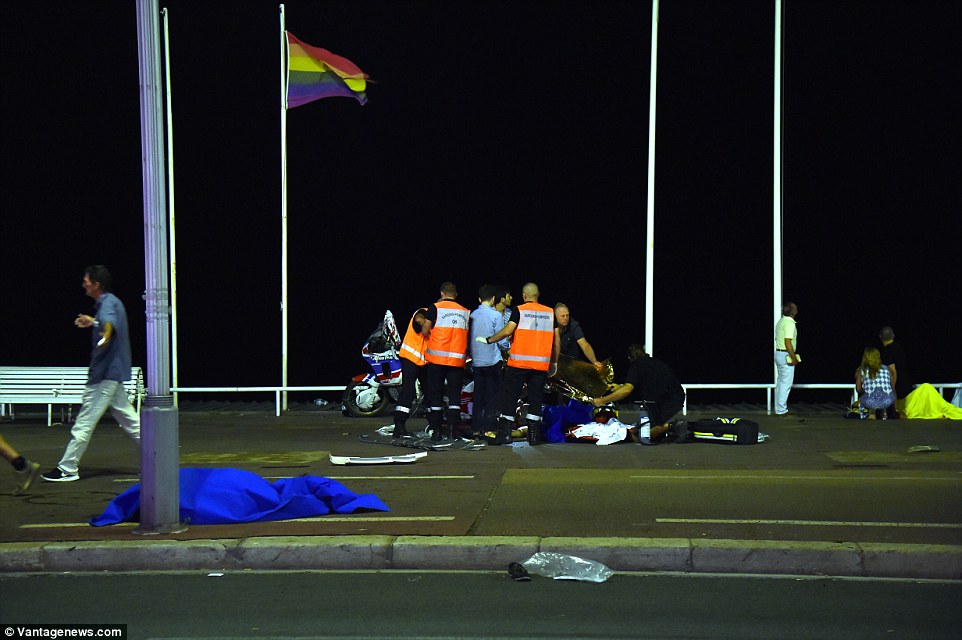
[{"left": 169, "top": 383, "right": 961, "bottom": 417}]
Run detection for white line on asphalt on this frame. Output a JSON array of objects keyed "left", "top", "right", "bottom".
[
  {"left": 656, "top": 518, "right": 962, "bottom": 528},
  {"left": 20, "top": 515, "right": 457, "bottom": 529},
  {"left": 630, "top": 475, "right": 961, "bottom": 481},
  {"left": 112, "top": 475, "right": 476, "bottom": 483},
  {"left": 282, "top": 516, "right": 457, "bottom": 523},
  {"left": 20, "top": 522, "right": 138, "bottom": 528},
  {"left": 303, "top": 475, "right": 474, "bottom": 480}
]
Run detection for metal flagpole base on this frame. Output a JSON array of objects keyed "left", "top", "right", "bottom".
[
  {"left": 136, "top": 394, "right": 186, "bottom": 535},
  {"left": 132, "top": 521, "right": 188, "bottom": 535}
]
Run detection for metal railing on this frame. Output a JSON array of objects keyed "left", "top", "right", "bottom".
[
  {"left": 921, "top": 383, "right": 961, "bottom": 398},
  {"left": 679, "top": 383, "right": 855, "bottom": 415},
  {"left": 170, "top": 382, "right": 961, "bottom": 417},
  {"left": 171, "top": 386, "right": 345, "bottom": 417},
  {"left": 681, "top": 383, "right": 960, "bottom": 415}
]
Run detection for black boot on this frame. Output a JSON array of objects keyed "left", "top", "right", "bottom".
[
  {"left": 486, "top": 418, "right": 513, "bottom": 445},
  {"left": 429, "top": 411, "right": 443, "bottom": 441},
  {"left": 447, "top": 410, "right": 469, "bottom": 439},
  {"left": 670, "top": 420, "right": 690, "bottom": 444},
  {"left": 526, "top": 420, "right": 543, "bottom": 445},
  {"left": 392, "top": 423, "right": 412, "bottom": 439}
]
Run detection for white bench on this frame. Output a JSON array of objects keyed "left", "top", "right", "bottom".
[{"left": 0, "top": 366, "right": 146, "bottom": 426}]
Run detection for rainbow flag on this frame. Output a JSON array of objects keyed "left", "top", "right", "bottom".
[{"left": 286, "top": 32, "right": 368, "bottom": 108}]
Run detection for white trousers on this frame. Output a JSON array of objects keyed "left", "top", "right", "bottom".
[
  {"left": 57, "top": 380, "right": 140, "bottom": 475},
  {"left": 773, "top": 350, "right": 795, "bottom": 415}
]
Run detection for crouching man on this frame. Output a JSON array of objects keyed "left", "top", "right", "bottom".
[{"left": 591, "top": 343, "right": 686, "bottom": 444}]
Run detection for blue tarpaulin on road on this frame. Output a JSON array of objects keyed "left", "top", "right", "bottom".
[
  {"left": 543, "top": 399, "right": 594, "bottom": 443},
  {"left": 90, "top": 467, "right": 390, "bottom": 526}
]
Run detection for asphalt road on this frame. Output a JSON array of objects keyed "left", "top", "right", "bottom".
[
  {"left": 3, "top": 408, "right": 960, "bottom": 548},
  {"left": 2, "top": 570, "right": 960, "bottom": 639}
]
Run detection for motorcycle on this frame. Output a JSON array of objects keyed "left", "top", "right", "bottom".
[{"left": 341, "top": 310, "right": 423, "bottom": 418}]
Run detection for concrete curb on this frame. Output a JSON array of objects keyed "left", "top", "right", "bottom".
[{"left": 2, "top": 537, "right": 960, "bottom": 579}]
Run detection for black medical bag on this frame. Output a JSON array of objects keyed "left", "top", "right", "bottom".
[{"left": 688, "top": 417, "right": 760, "bottom": 445}]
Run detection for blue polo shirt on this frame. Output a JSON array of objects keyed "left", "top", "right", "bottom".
[
  {"left": 470, "top": 304, "right": 506, "bottom": 367},
  {"left": 88, "top": 291, "right": 132, "bottom": 384}
]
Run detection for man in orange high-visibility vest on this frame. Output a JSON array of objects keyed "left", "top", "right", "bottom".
[
  {"left": 477, "top": 282, "right": 559, "bottom": 445},
  {"left": 392, "top": 306, "right": 430, "bottom": 438},
  {"left": 422, "top": 282, "right": 471, "bottom": 441}
]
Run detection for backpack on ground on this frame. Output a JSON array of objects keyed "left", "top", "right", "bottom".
[{"left": 687, "top": 417, "right": 760, "bottom": 445}]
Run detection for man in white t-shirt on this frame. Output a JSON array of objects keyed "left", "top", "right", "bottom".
[{"left": 773, "top": 302, "right": 799, "bottom": 416}]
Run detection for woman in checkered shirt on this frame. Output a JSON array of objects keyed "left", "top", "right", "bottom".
[{"left": 855, "top": 347, "right": 896, "bottom": 419}]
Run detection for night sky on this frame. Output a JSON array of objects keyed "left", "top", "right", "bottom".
[{"left": 1, "top": 0, "right": 959, "bottom": 405}]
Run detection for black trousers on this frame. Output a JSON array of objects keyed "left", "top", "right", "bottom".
[
  {"left": 498, "top": 365, "right": 547, "bottom": 425},
  {"left": 472, "top": 363, "right": 502, "bottom": 434},
  {"left": 393, "top": 358, "right": 427, "bottom": 428},
  {"left": 426, "top": 363, "right": 465, "bottom": 429}
]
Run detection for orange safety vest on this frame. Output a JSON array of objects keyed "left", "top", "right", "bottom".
[
  {"left": 424, "top": 300, "right": 470, "bottom": 368},
  {"left": 399, "top": 308, "right": 429, "bottom": 366},
  {"left": 507, "top": 302, "right": 554, "bottom": 371}
]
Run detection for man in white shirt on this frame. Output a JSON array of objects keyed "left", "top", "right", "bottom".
[{"left": 773, "top": 302, "right": 800, "bottom": 416}]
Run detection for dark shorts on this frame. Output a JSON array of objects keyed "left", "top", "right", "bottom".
[{"left": 644, "top": 393, "right": 686, "bottom": 425}]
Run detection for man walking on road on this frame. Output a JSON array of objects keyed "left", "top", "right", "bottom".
[{"left": 42, "top": 266, "right": 140, "bottom": 482}]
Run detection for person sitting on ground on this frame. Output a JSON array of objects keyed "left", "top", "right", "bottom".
[
  {"left": 590, "top": 343, "right": 686, "bottom": 444},
  {"left": 855, "top": 347, "right": 895, "bottom": 419}
]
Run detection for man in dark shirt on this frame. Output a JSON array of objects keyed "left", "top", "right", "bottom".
[
  {"left": 554, "top": 303, "right": 603, "bottom": 369},
  {"left": 591, "top": 343, "right": 686, "bottom": 443},
  {"left": 879, "top": 326, "right": 912, "bottom": 419},
  {"left": 551, "top": 303, "right": 604, "bottom": 407}
]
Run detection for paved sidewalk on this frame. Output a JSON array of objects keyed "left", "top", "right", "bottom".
[{"left": 2, "top": 404, "right": 960, "bottom": 578}]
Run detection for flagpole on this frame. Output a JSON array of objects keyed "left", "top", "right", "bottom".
[
  {"left": 279, "top": 4, "right": 289, "bottom": 412},
  {"left": 773, "top": 0, "right": 784, "bottom": 375},
  {"left": 134, "top": 0, "right": 183, "bottom": 534},
  {"left": 162, "top": 7, "right": 179, "bottom": 407},
  {"left": 645, "top": 0, "right": 659, "bottom": 356}
]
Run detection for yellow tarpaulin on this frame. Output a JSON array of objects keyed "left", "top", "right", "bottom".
[{"left": 904, "top": 383, "right": 962, "bottom": 419}]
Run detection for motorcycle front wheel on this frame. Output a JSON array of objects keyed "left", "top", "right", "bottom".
[{"left": 342, "top": 382, "right": 390, "bottom": 417}]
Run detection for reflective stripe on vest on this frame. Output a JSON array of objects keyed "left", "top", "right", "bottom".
[
  {"left": 425, "top": 300, "right": 469, "bottom": 368},
  {"left": 399, "top": 309, "right": 428, "bottom": 366},
  {"left": 507, "top": 302, "right": 554, "bottom": 371}
]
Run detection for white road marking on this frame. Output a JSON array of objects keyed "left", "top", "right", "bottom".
[
  {"left": 282, "top": 515, "right": 456, "bottom": 523},
  {"left": 656, "top": 518, "right": 962, "bottom": 528},
  {"left": 630, "top": 475, "right": 960, "bottom": 481},
  {"left": 112, "top": 475, "right": 476, "bottom": 483},
  {"left": 312, "top": 475, "right": 474, "bottom": 480},
  {"left": 21, "top": 515, "right": 457, "bottom": 529}
]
